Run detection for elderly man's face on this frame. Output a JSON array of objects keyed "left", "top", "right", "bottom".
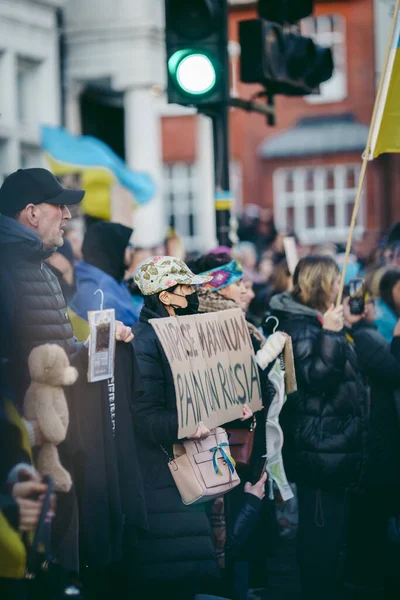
[{"left": 35, "top": 203, "right": 72, "bottom": 250}]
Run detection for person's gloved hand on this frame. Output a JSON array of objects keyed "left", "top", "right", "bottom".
[{"left": 255, "top": 332, "right": 287, "bottom": 370}]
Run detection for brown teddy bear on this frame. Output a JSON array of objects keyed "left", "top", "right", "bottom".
[{"left": 24, "top": 344, "right": 78, "bottom": 492}]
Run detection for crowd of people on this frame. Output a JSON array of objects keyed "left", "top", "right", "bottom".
[{"left": 1, "top": 168, "right": 400, "bottom": 600}]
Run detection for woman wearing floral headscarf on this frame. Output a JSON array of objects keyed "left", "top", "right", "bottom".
[{"left": 130, "top": 256, "right": 218, "bottom": 600}]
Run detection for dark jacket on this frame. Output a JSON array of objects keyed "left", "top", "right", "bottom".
[
  {"left": 350, "top": 321, "right": 400, "bottom": 486},
  {"left": 269, "top": 292, "right": 367, "bottom": 491},
  {"left": 131, "top": 305, "right": 218, "bottom": 584},
  {"left": 0, "top": 216, "right": 77, "bottom": 404},
  {"left": 392, "top": 337, "right": 400, "bottom": 428},
  {"left": 226, "top": 493, "right": 261, "bottom": 562},
  {"left": 67, "top": 342, "right": 147, "bottom": 571}
]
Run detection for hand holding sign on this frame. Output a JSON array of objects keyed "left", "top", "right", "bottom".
[
  {"left": 241, "top": 404, "right": 254, "bottom": 421},
  {"left": 187, "top": 422, "right": 211, "bottom": 440}
]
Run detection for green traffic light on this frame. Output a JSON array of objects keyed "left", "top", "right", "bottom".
[{"left": 168, "top": 49, "right": 218, "bottom": 97}]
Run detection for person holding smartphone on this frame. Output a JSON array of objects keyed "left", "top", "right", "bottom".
[
  {"left": 269, "top": 256, "right": 368, "bottom": 600},
  {"left": 344, "top": 290, "right": 400, "bottom": 597}
]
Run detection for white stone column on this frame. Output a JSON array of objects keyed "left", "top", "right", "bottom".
[
  {"left": 124, "top": 87, "right": 165, "bottom": 248},
  {"left": 2, "top": 50, "right": 20, "bottom": 171},
  {"left": 196, "top": 114, "right": 217, "bottom": 251},
  {"left": 65, "top": 81, "right": 85, "bottom": 135}
]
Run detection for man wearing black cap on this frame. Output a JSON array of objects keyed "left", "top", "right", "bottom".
[
  {"left": 0, "top": 166, "right": 83, "bottom": 245},
  {"left": 0, "top": 168, "right": 133, "bottom": 408}
]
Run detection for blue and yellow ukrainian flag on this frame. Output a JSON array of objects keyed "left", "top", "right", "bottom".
[
  {"left": 40, "top": 126, "right": 155, "bottom": 220},
  {"left": 366, "top": 0, "right": 400, "bottom": 159}
]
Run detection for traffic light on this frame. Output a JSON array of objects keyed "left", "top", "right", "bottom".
[
  {"left": 258, "top": 0, "right": 314, "bottom": 24},
  {"left": 165, "top": 0, "right": 229, "bottom": 106},
  {"left": 239, "top": 19, "right": 333, "bottom": 96}
]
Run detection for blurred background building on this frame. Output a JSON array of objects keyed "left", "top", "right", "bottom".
[
  {"left": 0, "top": 0, "right": 398, "bottom": 252},
  {"left": 0, "top": 0, "right": 63, "bottom": 172}
]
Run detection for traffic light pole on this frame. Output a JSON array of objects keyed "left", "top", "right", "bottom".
[{"left": 212, "top": 102, "right": 231, "bottom": 247}]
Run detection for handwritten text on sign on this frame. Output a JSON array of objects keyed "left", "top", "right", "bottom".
[{"left": 150, "top": 308, "right": 263, "bottom": 438}]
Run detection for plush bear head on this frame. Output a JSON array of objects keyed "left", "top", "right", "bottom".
[{"left": 28, "top": 344, "right": 78, "bottom": 387}]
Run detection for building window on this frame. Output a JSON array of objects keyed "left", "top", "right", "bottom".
[
  {"left": 273, "top": 165, "right": 364, "bottom": 244},
  {"left": 163, "top": 162, "right": 201, "bottom": 253},
  {"left": 16, "top": 57, "right": 41, "bottom": 125},
  {"left": 302, "top": 14, "right": 347, "bottom": 104}
]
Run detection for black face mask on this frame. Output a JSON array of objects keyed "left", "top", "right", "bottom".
[{"left": 172, "top": 291, "right": 199, "bottom": 316}]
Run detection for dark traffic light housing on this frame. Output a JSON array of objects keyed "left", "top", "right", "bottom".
[
  {"left": 258, "top": 0, "right": 314, "bottom": 24},
  {"left": 165, "top": 0, "right": 229, "bottom": 106},
  {"left": 239, "top": 19, "right": 334, "bottom": 96}
]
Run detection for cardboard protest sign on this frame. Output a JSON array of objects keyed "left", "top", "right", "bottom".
[{"left": 150, "top": 308, "right": 263, "bottom": 438}]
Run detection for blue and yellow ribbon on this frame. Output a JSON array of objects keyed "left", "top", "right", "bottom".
[{"left": 210, "top": 443, "right": 236, "bottom": 476}]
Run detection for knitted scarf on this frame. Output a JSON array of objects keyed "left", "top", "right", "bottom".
[{"left": 197, "top": 288, "right": 266, "bottom": 348}]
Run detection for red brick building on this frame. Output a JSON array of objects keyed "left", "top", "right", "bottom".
[{"left": 162, "top": 0, "right": 400, "bottom": 248}]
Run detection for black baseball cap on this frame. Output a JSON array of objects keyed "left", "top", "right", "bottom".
[{"left": 0, "top": 168, "right": 85, "bottom": 217}]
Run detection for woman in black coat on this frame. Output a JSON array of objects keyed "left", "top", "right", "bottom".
[
  {"left": 269, "top": 256, "right": 368, "bottom": 600},
  {"left": 344, "top": 297, "right": 400, "bottom": 597},
  {"left": 131, "top": 256, "right": 219, "bottom": 600}
]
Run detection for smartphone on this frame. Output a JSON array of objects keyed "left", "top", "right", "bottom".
[
  {"left": 349, "top": 279, "right": 365, "bottom": 315},
  {"left": 250, "top": 456, "right": 268, "bottom": 485}
]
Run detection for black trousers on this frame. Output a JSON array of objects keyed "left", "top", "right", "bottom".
[
  {"left": 345, "top": 485, "right": 400, "bottom": 599},
  {"left": 296, "top": 486, "right": 350, "bottom": 600}
]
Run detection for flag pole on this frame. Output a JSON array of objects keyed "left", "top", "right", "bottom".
[
  {"left": 336, "top": 157, "right": 368, "bottom": 306},
  {"left": 336, "top": 0, "right": 400, "bottom": 306}
]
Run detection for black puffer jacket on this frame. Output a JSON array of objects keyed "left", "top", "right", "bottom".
[
  {"left": 131, "top": 305, "right": 218, "bottom": 584},
  {"left": 350, "top": 321, "right": 400, "bottom": 486},
  {"left": 269, "top": 292, "right": 367, "bottom": 491},
  {"left": 0, "top": 217, "right": 77, "bottom": 403}
]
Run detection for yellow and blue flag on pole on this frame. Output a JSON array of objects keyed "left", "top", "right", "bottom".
[
  {"left": 367, "top": 0, "right": 400, "bottom": 159},
  {"left": 41, "top": 125, "right": 155, "bottom": 220}
]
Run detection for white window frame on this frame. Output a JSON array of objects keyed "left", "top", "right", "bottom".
[
  {"left": 163, "top": 160, "right": 243, "bottom": 253},
  {"left": 163, "top": 162, "right": 202, "bottom": 253},
  {"left": 273, "top": 164, "right": 364, "bottom": 244},
  {"left": 302, "top": 14, "right": 347, "bottom": 104},
  {"left": 16, "top": 56, "right": 42, "bottom": 126}
]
